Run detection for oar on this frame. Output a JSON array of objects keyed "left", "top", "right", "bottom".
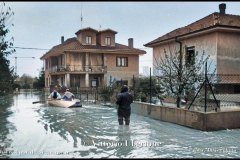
[
  {"left": 32, "top": 98, "right": 54, "bottom": 104},
  {"left": 32, "top": 100, "right": 47, "bottom": 104}
]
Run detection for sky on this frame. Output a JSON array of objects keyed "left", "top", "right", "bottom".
[{"left": 4, "top": 1, "right": 240, "bottom": 77}]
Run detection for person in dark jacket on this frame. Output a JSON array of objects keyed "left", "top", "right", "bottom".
[
  {"left": 116, "top": 85, "right": 133, "bottom": 125},
  {"left": 48, "top": 86, "right": 61, "bottom": 100}
]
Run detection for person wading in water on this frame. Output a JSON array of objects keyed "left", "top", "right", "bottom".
[{"left": 116, "top": 85, "right": 133, "bottom": 125}]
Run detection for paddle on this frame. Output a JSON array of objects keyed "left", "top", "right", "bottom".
[
  {"left": 32, "top": 100, "right": 47, "bottom": 104},
  {"left": 32, "top": 98, "right": 60, "bottom": 104}
]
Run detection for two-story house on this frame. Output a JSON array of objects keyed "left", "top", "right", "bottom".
[
  {"left": 144, "top": 3, "right": 240, "bottom": 94},
  {"left": 40, "top": 27, "right": 146, "bottom": 90}
]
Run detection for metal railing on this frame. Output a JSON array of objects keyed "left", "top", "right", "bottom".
[{"left": 48, "top": 65, "right": 107, "bottom": 73}]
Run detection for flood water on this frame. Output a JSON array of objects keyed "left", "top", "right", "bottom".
[{"left": 0, "top": 91, "right": 240, "bottom": 158}]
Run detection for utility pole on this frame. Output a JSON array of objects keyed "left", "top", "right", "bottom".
[{"left": 13, "top": 56, "right": 35, "bottom": 76}]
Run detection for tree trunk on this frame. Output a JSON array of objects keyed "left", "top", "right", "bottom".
[{"left": 177, "top": 96, "right": 180, "bottom": 108}]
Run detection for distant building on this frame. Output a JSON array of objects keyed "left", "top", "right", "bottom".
[
  {"left": 145, "top": 3, "right": 240, "bottom": 93},
  {"left": 40, "top": 27, "right": 146, "bottom": 89}
]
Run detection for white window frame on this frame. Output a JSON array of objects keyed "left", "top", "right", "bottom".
[
  {"left": 116, "top": 57, "right": 128, "bottom": 67},
  {"left": 105, "top": 37, "right": 111, "bottom": 46},
  {"left": 86, "top": 36, "right": 92, "bottom": 44}
]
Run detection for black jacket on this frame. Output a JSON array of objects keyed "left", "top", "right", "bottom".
[{"left": 116, "top": 91, "right": 133, "bottom": 109}]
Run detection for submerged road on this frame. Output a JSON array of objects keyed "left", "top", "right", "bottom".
[{"left": 0, "top": 91, "right": 240, "bottom": 158}]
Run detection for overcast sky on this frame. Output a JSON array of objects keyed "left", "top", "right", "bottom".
[{"left": 5, "top": 1, "right": 240, "bottom": 77}]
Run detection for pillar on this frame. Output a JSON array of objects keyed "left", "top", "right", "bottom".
[
  {"left": 65, "top": 73, "right": 70, "bottom": 87},
  {"left": 85, "top": 73, "right": 89, "bottom": 87}
]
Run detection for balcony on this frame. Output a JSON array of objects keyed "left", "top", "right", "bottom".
[{"left": 49, "top": 65, "right": 107, "bottom": 74}]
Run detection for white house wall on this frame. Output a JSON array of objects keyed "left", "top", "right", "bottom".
[
  {"left": 181, "top": 32, "right": 217, "bottom": 74},
  {"left": 152, "top": 32, "right": 218, "bottom": 76},
  {"left": 217, "top": 32, "right": 240, "bottom": 74}
]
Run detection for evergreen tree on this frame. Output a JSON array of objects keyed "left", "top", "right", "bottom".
[
  {"left": 33, "top": 67, "right": 45, "bottom": 89},
  {"left": 0, "top": 2, "right": 15, "bottom": 95},
  {"left": 38, "top": 67, "right": 45, "bottom": 88}
]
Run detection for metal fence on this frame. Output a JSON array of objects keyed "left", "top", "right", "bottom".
[
  {"left": 186, "top": 74, "right": 240, "bottom": 112},
  {"left": 48, "top": 73, "right": 240, "bottom": 112},
  {"left": 131, "top": 73, "right": 240, "bottom": 112}
]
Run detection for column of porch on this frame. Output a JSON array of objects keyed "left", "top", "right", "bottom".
[
  {"left": 65, "top": 73, "right": 70, "bottom": 87},
  {"left": 85, "top": 53, "right": 90, "bottom": 87}
]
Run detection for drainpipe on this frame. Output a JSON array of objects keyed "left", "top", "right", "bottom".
[{"left": 175, "top": 37, "right": 182, "bottom": 108}]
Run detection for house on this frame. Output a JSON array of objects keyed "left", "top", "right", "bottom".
[
  {"left": 40, "top": 27, "right": 146, "bottom": 90},
  {"left": 144, "top": 3, "right": 240, "bottom": 94}
]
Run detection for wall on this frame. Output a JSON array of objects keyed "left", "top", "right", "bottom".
[
  {"left": 131, "top": 102, "right": 240, "bottom": 131},
  {"left": 217, "top": 32, "right": 240, "bottom": 74},
  {"left": 67, "top": 52, "right": 85, "bottom": 66},
  {"left": 152, "top": 32, "right": 218, "bottom": 75},
  {"left": 104, "top": 54, "right": 139, "bottom": 86},
  {"left": 77, "top": 30, "right": 97, "bottom": 45},
  {"left": 97, "top": 32, "right": 116, "bottom": 47}
]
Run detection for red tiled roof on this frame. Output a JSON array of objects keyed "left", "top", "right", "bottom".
[
  {"left": 40, "top": 37, "right": 146, "bottom": 59},
  {"left": 144, "top": 12, "right": 240, "bottom": 47},
  {"left": 75, "top": 27, "right": 98, "bottom": 35}
]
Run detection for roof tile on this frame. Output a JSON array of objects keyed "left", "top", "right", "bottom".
[
  {"left": 145, "top": 12, "right": 240, "bottom": 46},
  {"left": 41, "top": 37, "right": 145, "bottom": 59}
]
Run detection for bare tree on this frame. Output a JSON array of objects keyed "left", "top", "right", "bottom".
[{"left": 153, "top": 45, "right": 216, "bottom": 108}]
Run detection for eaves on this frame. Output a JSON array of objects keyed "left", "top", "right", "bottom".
[{"left": 145, "top": 25, "right": 240, "bottom": 47}]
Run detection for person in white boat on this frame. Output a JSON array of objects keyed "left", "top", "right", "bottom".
[
  {"left": 48, "top": 87, "right": 62, "bottom": 100},
  {"left": 62, "top": 88, "right": 75, "bottom": 101}
]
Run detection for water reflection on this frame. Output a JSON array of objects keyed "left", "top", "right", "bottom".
[
  {"left": 1, "top": 91, "right": 240, "bottom": 158},
  {"left": 114, "top": 125, "right": 133, "bottom": 158},
  {"left": 0, "top": 95, "right": 16, "bottom": 158},
  {"left": 35, "top": 99, "right": 141, "bottom": 158}
]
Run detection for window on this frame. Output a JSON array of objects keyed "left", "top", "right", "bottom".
[
  {"left": 116, "top": 57, "right": 128, "bottom": 67},
  {"left": 91, "top": 78, "right": 99, "bottom": 87},
  {"left": 86, "top": 36, "right": 92, "bottom": 44},
  {"left": 185, "top": 46, "right": 195, "bottom": 66},
  {"left": 105, "top": 37, "right": 111, "bottom": 46}
]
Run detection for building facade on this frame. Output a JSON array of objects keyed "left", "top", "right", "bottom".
[
  {"left": 40, "top": 27, "right": 146, "bottom": 90},
  {"left": 144, "top": 3, "right": 240, "bottom": 93}
]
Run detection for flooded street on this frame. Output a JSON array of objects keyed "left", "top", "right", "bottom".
[{"left": 0, "top": 91, "right": 240, "bottom": 158}]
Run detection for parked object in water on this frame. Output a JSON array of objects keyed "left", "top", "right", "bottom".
[{"left": 47, "top": 99, "right": 82, "bottom": 108}]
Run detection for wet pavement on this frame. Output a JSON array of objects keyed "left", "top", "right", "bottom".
[{"left": 0, "top": 91, "right": 240, "bottom": 158}]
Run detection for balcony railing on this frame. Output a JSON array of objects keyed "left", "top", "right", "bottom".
[{"left": 49, "top": 65, "right": 107, "bottom": 73}]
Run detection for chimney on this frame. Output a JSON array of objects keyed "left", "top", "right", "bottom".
[
  {"left": 61, "top": 36, "right": 64, "bottom": 44},
  {"left": 219, "top": 3, "right": 226, "bottom": 14},
  {"left": 128, "top": 38, "right": 133, "bottom": 48}
]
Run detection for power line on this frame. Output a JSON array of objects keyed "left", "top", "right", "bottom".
[{"left": 10, "top": 47, "right": 49, "bottom": 50}]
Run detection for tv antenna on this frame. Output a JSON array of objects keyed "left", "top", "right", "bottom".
[{"left": 81, "top": 3, "right": 83, "bottom": 28}]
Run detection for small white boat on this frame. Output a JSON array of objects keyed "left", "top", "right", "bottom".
[{"left": 47, "top": 99, "right": 82, "bottom": 108}]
